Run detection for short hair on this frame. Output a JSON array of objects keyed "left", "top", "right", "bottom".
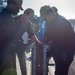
[
  {"left": 24, "top": 8, "right": 34, "bottom": 15},
  {"left": 40, "top": 5, "right": 54, "bottom": 19},
  {"left": 52, "top": 6, "right": 58, "bottom": 13}
]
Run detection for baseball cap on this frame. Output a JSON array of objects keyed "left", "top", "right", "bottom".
[{"left": 7, "top": 0, "right": 23, "bottom": 10}]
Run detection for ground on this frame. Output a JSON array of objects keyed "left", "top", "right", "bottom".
[{"left": 16, "top": 51, "right": 75, "bottom": 75}]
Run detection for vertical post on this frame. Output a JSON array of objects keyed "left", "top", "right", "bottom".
[
  {"left": 43, "top": 45, "right": 47, "bottom": 75},
  {"left": 32, "top": 44, "right": 50, "bottom": 75},
  {"left": 43, "top": 45, "right": 50, "bottom": 75},
  {"left": 32, "top": 44, "right": 36, "bottom": 75}
]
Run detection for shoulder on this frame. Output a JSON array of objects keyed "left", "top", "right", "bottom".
[
  {"left": 14, "top": 15, "right": 21, "bottom": 21},
  {"left": 56, "top": 14, "right": 71, "bottom": 27},
  {"left": 57, "top": 15, "right": 74, "bottom": 33},
  {"left": 13, "top": 15, "right": 22, "bottom": 27}
]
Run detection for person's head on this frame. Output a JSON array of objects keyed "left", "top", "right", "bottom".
[
  {"left": 6, "top": 0, "right": 23, "bottom": 14},
  {"left": 52, "top": 6, "right": 58, "bottom": 14},
  {"left": 40, "top": 5, "right": 56, "bottom": 23},
  {"left": 22, "top": 8, "right": 34, "bottom": 22}
]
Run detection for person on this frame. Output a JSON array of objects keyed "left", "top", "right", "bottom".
[
  {"left": 52, "top": 6, "right": 66, "bottom": 19},
  {"left": 31, "top": 16, "right": 46, "bottom": 42},
  {"left": 39, "top": 20, "right": 46, "bottom": 42},
  {"left": 31, "top": 16, "right": 40, "bottom": 34},
  {"left": 40, "top": 5, "right": 75, "bottom": 75},
  {"left": 12, "top": 8, "right": 37, "bottom": 75},
  {"left": 0, "top": 0, "right": 23, "bottom": 74},
  {"left": 52, "top": 6, "right": 58, "bottom": 14}
]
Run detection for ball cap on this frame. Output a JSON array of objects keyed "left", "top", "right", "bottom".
[{"left": 7, "top": 0, "right": 23, "bottom": 10}]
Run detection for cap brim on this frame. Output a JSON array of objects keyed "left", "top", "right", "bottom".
[{"left": 19, "top": 7, "right": 23, "bottom": 11}]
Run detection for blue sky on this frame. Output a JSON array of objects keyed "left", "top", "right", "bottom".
[{"left": 22, "top": 0, "right": 75, "bottom": 19}]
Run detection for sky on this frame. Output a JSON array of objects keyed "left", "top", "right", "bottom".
[{"left": 22, "top": 0, "right": 75, "bottom": 19}]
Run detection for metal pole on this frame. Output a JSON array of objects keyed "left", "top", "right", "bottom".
[
  {"left": 31, "top": 44, "right": 36, "bottom": 75},
  {"left": 43, "top": 45, "right": 47, "bottom": 75},
  {"left": 43, "top": 45, "right": 50, "bottom": 75}
]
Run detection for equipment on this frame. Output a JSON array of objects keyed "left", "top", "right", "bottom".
[{"left": 31, "top": 44, "right": 51, "bottom": 75}]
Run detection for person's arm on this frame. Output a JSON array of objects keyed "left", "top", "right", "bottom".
[
  {"left": 31, "top": 34, "right": 42, "bottom": 44},
  {"left": 28, "top": 22, "right": 42, "bottom": 44}
]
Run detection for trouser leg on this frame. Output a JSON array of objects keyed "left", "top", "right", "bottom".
[{"left": 17, "top": 51, "right": 26, "bottom": 75}]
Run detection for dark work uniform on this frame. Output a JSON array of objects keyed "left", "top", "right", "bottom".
[
  {"left": 12, "top": 16, "right": 34, "bottom": 75},
  {"left": 0, "top": 9, "right": 17, "bottom": 74},
  {"left": 44, "top": 14, "right": 75, "bottom": 75}
]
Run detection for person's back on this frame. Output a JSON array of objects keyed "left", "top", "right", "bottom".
[
  {"left": 40, "top": 5, "right": 75, "bottom": 75},
  {"left": 45, "top": 14, "right": 75, "bottom": 51}
]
